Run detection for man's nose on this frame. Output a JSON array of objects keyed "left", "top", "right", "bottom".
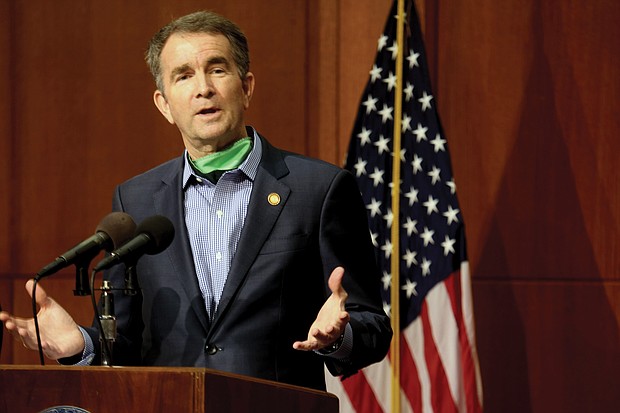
[{"left": 195, "top": 73, "right": 213, "bottom": 98}]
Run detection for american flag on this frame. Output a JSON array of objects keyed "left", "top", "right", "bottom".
[{"left": 325, "top": 1, "right": 483, "bottom": 412}]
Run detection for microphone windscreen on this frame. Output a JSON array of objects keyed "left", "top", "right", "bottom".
[
  {"left": 136, "top": 215, "right": 175, "bottom": 254},
  {"left": 96, "top": 212, "right": 137, "bottom": 250}
]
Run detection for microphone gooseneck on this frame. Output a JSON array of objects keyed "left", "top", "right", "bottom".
[
  {"left": 93, "top": 215, "right": 175, "bottom": 272},
  {"left": 35, "top": 212, "right": 137, "bottom": 280}
]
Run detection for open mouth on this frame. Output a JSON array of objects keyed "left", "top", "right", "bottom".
[{"left": 197, "top": 108, "right": 218, "bottom": 115}]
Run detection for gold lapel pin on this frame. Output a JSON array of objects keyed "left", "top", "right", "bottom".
[{"left": 267, "top": 192, "right": 281, "bottom": 206}]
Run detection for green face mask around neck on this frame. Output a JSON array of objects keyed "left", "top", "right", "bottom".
[{"left": 190, "top": 137, "right": 253, "bottom": 175}]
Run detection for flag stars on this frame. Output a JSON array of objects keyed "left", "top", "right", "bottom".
[
  {"left": 369, "top": 167, "right": 385, "bottom": 187},
  {"left": 423, "top": 195, "right": 439, "bottom": 215},
  {"left": 402, "top": 279, "right": 418, "bottom": 298},
  {"left": 418, "top": 91, "right": 433, "bottom": 111},
  {"left": 421, "top": 257, "right": 432, "bottom": 276},
  {"left": 413, "top": 123, "right": 428, "bottom": 142},
  {"left": 427, "top": 165, "right": 442, "bottom": 185},
  {"left": 370, "top": 231, "right": 379, "bottom": 247},
  {"left": 381, "top": 271, "right": 391, "bottom": 290},
  {"left": 402, "top": 249, "right": 418, "bottom": 268},
  {"left": 366, "top": 198, "right": 382, "bottom": 218},
  {"left": 407, "top": 49, "right": 420, "bottom": 68},
  {"left": 403, "top": 216, "right": 418, "bottom": 236},
  {"left": 446, "top": 179, "right": 457, "bottom": 194},
  {"left": 380, "top": 239, "right": 393, "bottom": 259},
  {"left": 362, "top": 95, "right": 378, "bottom": 115},
  {"left": 357, "top": 127, "right": 372, "bottom": 146},
  {"left": 443, "top": 205, "right": 460, "bottom": 225},
  {"left": 374, "top": 135, "right": 391, "bottom": 155},
  {"left": 404, "top": 82, "right": 414, "bottom": 102},
  {"left": 383, "top": 301, "right": 391, "bottom": 317},
  {"left": 404, "top": 187, "right": 419, "bottom": 206},
  {"left": 420, "top": 226, "right": 435, "bottom": 247},
  {"left": 402, "top": 114, "right": 412, "bottom": 133},
  {"left": 383, "top": 208, "right": 394, "bottom": 228},
  {"left": 387, "top": 41, "right": 399, "bottom": 60},
  {"left": 353, "top": 158, "right": 367, "bottom": 177},
  {"left": 430, "top": 133, "right": 446, "bottom": 152},
  {"left": 378, "top": 104, "right": 394, "bottom": 123},
  {"left": 377, "top": 34, "right": 389, "bottom": 52},
  {"left": 383, "top": 71, "right": 397, "bottom": 91},
  {"left": 369, "top": 64, "right": 382, "bottom": 83},
  {"left": 441, "top": 235, "right": 456, "bottom": 256},
  {"left": 411, "top": 154, "right": 423, "bottom": 174}
]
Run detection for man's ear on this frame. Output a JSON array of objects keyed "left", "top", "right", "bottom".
[
  {"left": 153, "top": 90, "right": 175, "bottom": 124},
  {"left": 242, "top": 72, "right": 255, "bottom": 110}
]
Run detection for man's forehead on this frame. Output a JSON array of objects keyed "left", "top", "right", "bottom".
[{"left": 160, "top": 32, "right": 232, "bottom": 67}]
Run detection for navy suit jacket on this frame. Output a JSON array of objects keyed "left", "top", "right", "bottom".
[{"left": 86, "top": 134, "right": 391, "bottom": 390}]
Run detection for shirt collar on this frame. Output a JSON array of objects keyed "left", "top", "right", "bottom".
[{"left": 182, "top": 127, "right": 262, "bottom": 189}]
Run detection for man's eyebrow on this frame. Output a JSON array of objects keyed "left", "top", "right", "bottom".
[
  {"left": 169, "top": 64, "right": 192, "bottom": 81},
  {"left": 206, "top": 56, "right": 230, "bottom": 67},
  {"left": 168, "top": 56, "right": 231, "bottom": 81}
]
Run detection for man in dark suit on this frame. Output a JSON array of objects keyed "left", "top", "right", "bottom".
[{"left": 0, "top": 11, "right": 391, "bottom": 391}]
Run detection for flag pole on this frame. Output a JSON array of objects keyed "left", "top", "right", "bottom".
[{"left": 390, "top": 0, "right": 405, "bottom": 412}]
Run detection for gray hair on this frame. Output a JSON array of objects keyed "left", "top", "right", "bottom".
[{"left": 145, "top": 11, "right": 250, "bottom": 92}]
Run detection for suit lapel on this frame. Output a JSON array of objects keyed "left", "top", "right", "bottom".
[
  {"left": 153, "top": 158, "right": 211, "bottom": 333},
  {"left": 209, "top": 139, "right": 290, "bottom": 334}
]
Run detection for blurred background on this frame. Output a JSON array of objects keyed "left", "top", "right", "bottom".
[{"left": 0, "top": 1, "right": 618, "bottom": 412}]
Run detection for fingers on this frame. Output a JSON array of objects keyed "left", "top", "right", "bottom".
[
  {"left": 1, "top": 315, "right": 35, "bottom": 349},
  {"left": 328, "top": 266, "right": 345, "bottom": 295},
  {"left": 25, "top": 279, "right": 49, "bottom": 307},
  {"left": 293, "top": 320, "right": 348, "bottom": 351}
]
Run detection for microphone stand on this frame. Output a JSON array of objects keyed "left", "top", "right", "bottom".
[
  {"left": 74, "top": 257, "right": 92, "bottom": 296},
  {"left": 98, "top": 280, "right": 116, "bottom": 366},
  {"left": 123, "top": 257, "right": 139, "bottom": 296}
]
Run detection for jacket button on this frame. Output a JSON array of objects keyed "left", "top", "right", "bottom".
[{"left": 205, "top": 344, "right": 219, "bottom": 355}]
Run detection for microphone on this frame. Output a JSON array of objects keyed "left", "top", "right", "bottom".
[
  {"left": 36, "top": 212, "right": 137, "bottom": 279},
  {"left": 93, "top": 215, "right": 175, "bottom": 272}
]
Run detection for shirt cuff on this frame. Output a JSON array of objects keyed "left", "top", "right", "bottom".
[
  {"left": 57, "top": 326, "right": 95, "bottom": 366},
  {"left": 315, "top": 323, "right": 353, "bottom": 360}
]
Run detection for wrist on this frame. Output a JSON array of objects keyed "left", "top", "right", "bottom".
[{"left": 318, "top": 333, "right": 345, "bottom": 355}]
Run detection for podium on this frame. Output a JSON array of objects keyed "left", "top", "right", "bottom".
[{"left": 0, "top": 365, "right": 339, "bottom": 412}]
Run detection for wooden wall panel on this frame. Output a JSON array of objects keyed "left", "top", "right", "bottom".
[
  {"left": 475, "top": 281, "right": 620, "bottom": 412},
  {"left": 436, "top": 1, "right": 620, "bottom": 281},
  {"left": 2, "top": 0, "right": 308, "bottom": 364},
  {"left": 10, "top": 0, "right": 308, "bottom": 275},
  {"left": 0, "top": 0, "right": 11, "bottom": 273},
  {"left": 337, "top": 0, "right": 393, "bottom": 164},
  {"left": 2, "top": 2, "right": 620, "bottom": 413},
  {"left": 0, "top": 0, "right": 13, "bottom": 364},
  {"left": 434, "top": 1, "right": 620, "bottom": 412}
]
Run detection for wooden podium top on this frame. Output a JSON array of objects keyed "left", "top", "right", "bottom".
[{"left": 0, "top": 365, "right": 339, "bottom": 413}]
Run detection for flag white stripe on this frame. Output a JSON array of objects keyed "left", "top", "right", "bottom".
[
  {"left": 365, "top": 354, "right": 392, "bottom": 411},
  {"left": 404, "top": 316, "right": 435, "bottom": 413},
  {"left": 427, "top": 282, "right": 466, "bottom": 412},
  {"left": 325, "top": 371, "right": 355, "bottom": 413},
  {"left": 460, "top": 262, "right": 484, "bottom": 407}
]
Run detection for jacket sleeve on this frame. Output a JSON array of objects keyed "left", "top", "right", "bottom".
[{"left": 318, "top": 169, "right": 392, "bottom": 377}]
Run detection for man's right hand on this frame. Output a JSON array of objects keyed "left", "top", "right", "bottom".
[{"left": 0, "top": 279, "right": 85, "bottom": 360}]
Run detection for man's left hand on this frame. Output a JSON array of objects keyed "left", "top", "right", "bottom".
[{"left": 293, "top": 266, "right": 350, "bottom": 351}]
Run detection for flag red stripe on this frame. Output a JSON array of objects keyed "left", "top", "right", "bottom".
[
  {"left": 444, "top": 272, "right": 483, "bottom": 413},
  {"left": 342, "top": 371, "right": 384, "bottom": 413},
  {"left": 401, "top": 333, "right": 422, "bottom": 413},
  {"left": 421, "top": 303, "right": 459, "bottom": 413}
]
